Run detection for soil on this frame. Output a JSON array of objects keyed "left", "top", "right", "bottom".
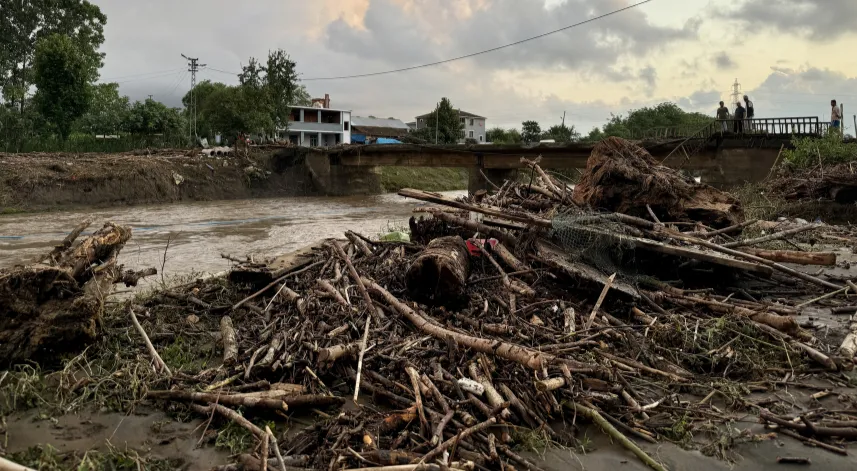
[
  {"left": 5, "top": 410, "right": 229, "bottom": 471},
  {"left": 0, "top": 150, "right": 316, "bottom": 214}
]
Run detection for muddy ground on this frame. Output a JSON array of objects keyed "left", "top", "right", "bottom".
[{"left": 0, "top": 150, "right": 315, "bottom": 214}]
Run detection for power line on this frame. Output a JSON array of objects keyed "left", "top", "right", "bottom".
[
  {"left": 299, "top": 0, "right": 654, "bottom": 81},
  {"left": 203, "top": 66, "right": 239, "bottom": 76},
  {"left": 101, "top": 68, "right": 184, "bottom": 81},
  {"left": 182, "top": 54, "right": 207, "bottom": 142}
]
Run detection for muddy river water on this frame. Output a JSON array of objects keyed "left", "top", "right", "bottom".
[{"left": 0, "top": 192, "right": 464, "bottom": 286}]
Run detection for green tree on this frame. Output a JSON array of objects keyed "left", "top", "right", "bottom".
[
  {"left": 32, "top": 34, "right": 95, "bottom": 140},
  {"left": 294, "top": 85, "right": 311, "bottom": 106},
  {"left": 183, "top": 80, "right": 230, "bottom": 138},
  {"left": 521, "top": 120, "right": 541, "bottom": 143},
  {"left": 542, "top": 123, "right": 579, "bottom": 143},
  {"left": 74, "top": 82, "right": 129, "bottom": 135},
  {"left": 599, "top": 102, "right": 713, "bottom": 138},
  {"left": 124, "top": 98, "right": 185, "bottom": 136},
  {"left": 585, "top": 126, "right": 605, "bottom": 142},
  {"left": 1, "top": 0, "right": 105, "bottom": 113},
  {"left": 411, "top": 98, "right": 464, "bottom": 144},
  {"left": 202, "top": 85, "right": 272, "bottom": 137},
  {"left": 265, "top": 49, "right": 299, "bottom": 131},
  {"left": 487, "top": 127, "right": 522, "bottom": 144}
]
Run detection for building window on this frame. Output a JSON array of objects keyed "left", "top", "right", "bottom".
[
  {"left": 479, "top": 135, "right": 483, "bottom": 142},
  {"left": 344, "top": 121, "right": 350, "bottom": 131},
  {"left": 310, "top": 135, "right": 318, "bottom": 147},
  {"left": 460, "top": 118, "right": 465, "bottom": 124},
  {"left": 470, "top": 118, "right": 474, "bottom": 126},
  {"left": 469, "top": 130, "right": 474, "bottom": 138}
]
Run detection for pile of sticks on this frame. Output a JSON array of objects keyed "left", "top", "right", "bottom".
[{"left": 130, "top": 162, "right": 857, "bottom": 471}]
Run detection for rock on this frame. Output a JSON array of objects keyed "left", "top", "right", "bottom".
[
  {"left": 172, "top": 171, "right": 185, "bottom": 185},
  {"left": 572, "top": 137, "right": 744, "bottom": 229},
  {"left": 795, "top": 218, "right": 809, "bottom": 225}
]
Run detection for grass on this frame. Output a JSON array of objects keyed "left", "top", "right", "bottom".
[
  {"left": 215, "top": 420, "right": 255, "bottom": 455},
  {"left": 379, "top": 167, "right": 468, "bottom": 193}
]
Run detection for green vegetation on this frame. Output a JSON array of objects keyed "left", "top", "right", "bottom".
[
  {"left": 215, "top": 421, "right": 254, "bottom": 455},
  {"left": 379, "top": 167, "right": 468, "bottom": 193},
  {"left": 586, "top": 102, "right": 713, "bottom": 141},
  {"left": 782, "top": 132, "right": 857, "bottom": 168},
  {"left": 32, "top": 34, "right": 97, "bottom": 140},
  {"left": 1, "top": 0, "right": 310, "bottom": 152},
  {"left": 409, "top": 98, "right": 466, "bottom": 144}
]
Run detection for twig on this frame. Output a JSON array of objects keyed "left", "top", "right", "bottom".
[
  {"left": 722, "top": 224, "right": 819, "bottom": 249},
  {"left": 259, "top": 430, "right": 269, "bottom": 471},
  {"left": 190, "top": 403, "right": 264, "bottom": 437},
  {"left": 331, "top": 240, "right": 382, "bottom": 321},
  {"left": 353, "top": 316, "right": 372, "bottom": 402},
  {"left": 231, "top": 260, "right": 324, "bottom": 310},
  {"left": 646, "top": 205, "right": 662, "bottom": 224},
  {"left": 128, "top": 304, "right": 171, "bottom": 376},
  {"left": 585, "top": 273, "right": 616, "bottom": 330},
  {"left": 566, "top": 402, "right": 668, "bottom": 471},
  {"left": 419, "top": 417, "right": 498, "bottom": 464},
  {"left": 406, "top": 366, "right": 430, "bottom": 437}
]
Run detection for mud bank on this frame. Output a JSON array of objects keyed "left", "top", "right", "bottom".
[{"left": 0, "top": 150, "right": 316, "bottom": 214}]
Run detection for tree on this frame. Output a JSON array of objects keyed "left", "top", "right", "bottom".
[
  {"left": 598, "top": 102, "right": 713, "bottom": 139},
  {"left": 183, "top": 80, "right": 230, "bottom": 138},
  {"left": 201, "top": 85, "right": 272, "bottom": 137},
  {"left": 411, "top": 98, "right": 464, "bottom": 144},
  {"left": 124, "top": 98, "right": 185, "bottom": 136},
  {"left": 32, "top": 34, "right": 95, "bottom": 140},
  {"left": 1, "top": 0, "right": 105, "bottom": 113},
  {"left": 542, "top": 124, "right": 579, "bottom": 143},
  {"left": 75, "top": 82, "right": 129, "bottom": 135},
  {"left": 521, "top": 121, "right": 541, "bottom": 143},
  {"left": 265, "top": 49, "right": 299, "bottom": 131},
  {"left": 294, "top": 85, "right": 311, "bottom": 106},
  {"left": 585, "top": 126, "right": 605, "bottom": 142},
  {"left": 486, "top": 127, "right": 522, "bottom": 144}
]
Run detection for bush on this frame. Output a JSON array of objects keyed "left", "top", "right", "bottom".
[{"left": 782, "top": 133, "right": 857, "bottom": 168}]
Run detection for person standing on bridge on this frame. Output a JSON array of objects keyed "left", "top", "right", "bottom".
[
  {"left": 734, "top": 102, "right": 746, "bottom": 133},
  {"left": 717, "top": 101, "right": 730, "bottom": 132},
  {"left": 832, "top": 99, "right": 842, "bottom": 133},
  {"left": 744, "top": 95, "right": 755, "bottom": 131}
]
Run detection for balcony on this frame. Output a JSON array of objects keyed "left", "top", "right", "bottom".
[{"left": 288, "top": 122, "right": 343, "bottom": 133}]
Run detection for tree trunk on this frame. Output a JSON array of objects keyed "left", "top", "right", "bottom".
[
  {"left": 406, "top": 236, "right": 470, "bottom": 302},
  {"left": 738, "top": 248, "right": 835, "bottom": 266}
]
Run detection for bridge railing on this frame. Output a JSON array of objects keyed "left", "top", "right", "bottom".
[{"left": 633, "top": 116, "right": 830, "bottom": 140}]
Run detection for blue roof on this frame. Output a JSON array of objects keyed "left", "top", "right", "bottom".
[{"left": 376, "top": 138, "right": 403, "bottom": 144}]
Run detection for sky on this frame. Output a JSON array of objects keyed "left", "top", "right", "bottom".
[{"left": 95, "top": 0, "right": 857, "bottom": 135}]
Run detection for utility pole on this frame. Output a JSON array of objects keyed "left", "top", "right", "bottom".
[
  {"left": 147, "top": 95, "right": 153, "bottom": 100},
  {"left": 730, "top": 78, "right": 742, "bottom": 110},
  {"left": 182, "top": 54, "right": 206, "bottom": 144},
  {"left": 433, "top": 102, "right": 440, "bottom": 144},
  {"left": 561, "top": 111, "right": 566, "bottom": 128}
]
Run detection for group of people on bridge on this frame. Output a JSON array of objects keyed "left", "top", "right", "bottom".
[
  {"left": 716, "top": 96, "right": 844, "bottom": 134},
  {"left": 716, "top": 95, "right": 755, "bottom": 133}
]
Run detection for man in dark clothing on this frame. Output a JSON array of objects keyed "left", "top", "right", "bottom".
[
  {"left": 744, "top": 95, "right": 755, "bottom": 131},
  {"left": 734, "top": 102, "right": 746, "bottom": 133},
  {"left": 717, "top": 101, "right": 730, "bottom": 132}
]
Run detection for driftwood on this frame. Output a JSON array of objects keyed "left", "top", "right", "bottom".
[
  {"left": 406, "top": 236, "right": 471, "bottom": 302},
  {"left": 1, "top": 222, "right": 132, "bottom": 366},
  {"left": 221, "top": 316, "right": 239, "bottom": 365},
  {"left": 148, "top": 390, "right": 288, "bottom": 411},
  {"left": 739, "top": 248, "right": 836, "bottom": 266}
]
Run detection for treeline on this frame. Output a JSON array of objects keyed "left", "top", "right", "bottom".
[
  {"left": 487, "top": 103, "right": 713, "bottom": 144},
  {"left": 0, "top": 1, "right": 308, "bottom": 152}
]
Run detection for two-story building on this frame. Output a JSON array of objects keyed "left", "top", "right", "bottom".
[
  {"left": 280, "top": 94, "right": 351, "bottom": 147},
  {"left": 414, "top": 109, "right": 487, "bottom": 143}
]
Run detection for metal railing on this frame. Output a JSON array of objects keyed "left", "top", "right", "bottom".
[{"left": 634, "top": 117, "right": 829, "bottom": 141}]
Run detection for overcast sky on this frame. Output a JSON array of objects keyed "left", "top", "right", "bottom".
[{"left": 95, "top": 0, "right": 857, "bottom": 134}]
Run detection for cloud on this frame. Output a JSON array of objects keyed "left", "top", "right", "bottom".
[
  {"left": 722, "top": 0, "right": 857, "bottom": 41},
  {"left": 324, "top": 0, "right": 696, "bottom": 75},
  {"left": 639, "top": 66, "right": 658, "bottom": 93},
  {"left": 713, "top": 52, "right": 736, "bottom": 69}
]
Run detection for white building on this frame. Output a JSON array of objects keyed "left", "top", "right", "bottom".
[
  {"left": 279, "top": 94, "right": 351, "bottom": 147},
  {"left": 414, "top": 109, "right": 487, "bottom": 144}
]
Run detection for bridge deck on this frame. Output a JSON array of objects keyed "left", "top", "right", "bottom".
[{"left": 326, "top": 135, "right": 795, "bottom": 168}]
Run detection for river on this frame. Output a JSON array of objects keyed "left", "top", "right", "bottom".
[{"left": 0, "top": 192, "right": 464, "bottom": 286}]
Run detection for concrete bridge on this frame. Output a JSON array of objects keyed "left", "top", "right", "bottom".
[{"left": 297, "top": 117, "right": 831, "bottom": 194}]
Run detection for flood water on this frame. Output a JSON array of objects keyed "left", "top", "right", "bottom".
[{"left": 0, "top": 192, "right": 464, "bottom": 286}]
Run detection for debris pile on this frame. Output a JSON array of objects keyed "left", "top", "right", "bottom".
[
  {"left": 4, "top": 138, "right": 857, "bottom": 471},
  {"left": 573, "top": 137, "right": 743, "bottom": 228},
  {"left": 0, "top": 220, "right": 154, "bottom": 367},
  {"left": 768, "top": 162, "right": 857, "bottom": 204}
]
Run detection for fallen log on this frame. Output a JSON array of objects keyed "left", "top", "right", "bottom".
[
  {"left": 406, "top": 236, "right": 471, "bottom": 302},
  {"left": 738, "top": 248, "right": 836, "bottom": 266},
  {"left": 1, "top": 222, "right": 132, "bottom": 367},
  {"left": 147, "top": 390, "right": 288, "bottom": 411}
]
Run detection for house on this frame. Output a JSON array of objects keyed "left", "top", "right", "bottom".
[
  {"left": 414, "top": 110, "right": 487, "bottom": 144},
  {"left": 279, "top": 94, "right": 351, "bottom": 147},
  {"left": 351, "top": 117, "right": 410, "bottom": 144}
]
